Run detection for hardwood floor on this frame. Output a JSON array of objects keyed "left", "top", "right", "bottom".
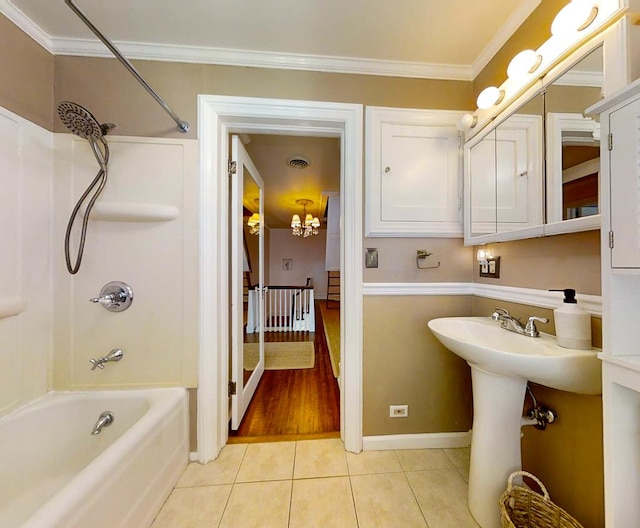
[{"left": 228, "top": 301, "right": 340, "bottom": 443}]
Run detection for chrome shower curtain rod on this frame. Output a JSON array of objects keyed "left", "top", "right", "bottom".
[{"left": 64, "top": 0, "right": 190, "bottom": 133}]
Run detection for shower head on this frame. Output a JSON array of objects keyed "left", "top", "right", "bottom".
[{"left": 57, "top": 101, "right": 109, "bottom": 141}]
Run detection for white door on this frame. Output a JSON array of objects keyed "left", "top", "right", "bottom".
[{"left": 231, "top": 135, "right": 265, "bottom": 429}]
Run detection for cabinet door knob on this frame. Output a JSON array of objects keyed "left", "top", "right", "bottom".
[{"left": 384, "top": 166, "right": 391, "bottom": 173}]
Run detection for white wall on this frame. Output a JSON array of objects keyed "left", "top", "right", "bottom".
[
  {"left": 52, "top": 135, "right": 199, "bottom": 389},
  {"left": 268, "top": 228, "right": 328, "bottom": 299},
  {"left": 0, "top": 106, "right": 53, "bottom": 416}
]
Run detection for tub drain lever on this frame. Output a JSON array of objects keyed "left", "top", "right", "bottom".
[{"left": 90, "top": 348, "right": 124, "bottom": 370}]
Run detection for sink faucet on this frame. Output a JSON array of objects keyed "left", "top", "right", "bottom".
[
  {"left": 91, "top": 411, "right": 114, "bottom": 435},
  {"left": 491, "top": 308, "right": 548, "bottom": 338}
]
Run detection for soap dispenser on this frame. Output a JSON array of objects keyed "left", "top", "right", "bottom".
[{"left": 550, "top": 289, "right": 591, "bottom": 350}]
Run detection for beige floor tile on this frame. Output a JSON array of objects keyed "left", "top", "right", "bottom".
[
  {"left": 444, "top": 447, "right": 471, "bottom": 468},
  {"left": 457, "top": 465, "right": 470, "bottom": 483},
  {"left": 219, "top": 480, "right": 292, "bottom": 528},
  {"left": 235, "top": 441, "right": 296, "bottom": 482},
  {"left": 293, "top": 438, "right": 348, "bottom": 479},
  {"left": 395, "top": 448, "right": 454, "bottom": 472},
  {"left": 351, "top": 473, "right": 428, "bottom": 527},
  {"left": 346, "top": 450, "right": 403, "bottom": 475},
  {"left": 289, "top": 476, "right": 358, "bottom": 528},
  {"left": 151, "top": 485, "right": 232, "bottom": 528},
  {"left": 406, "top": 468, "right": 479, "bottom": 527},
  {"left": 176, "top": 444, "right": 247, "bottom": 487}
]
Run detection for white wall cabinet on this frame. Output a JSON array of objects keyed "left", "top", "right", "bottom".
[
  {"left": 589, "top": 76, "right": 640, "bottom": 527},
  {"left": 365, "top": 107, "right": 462, "bottom": 237}
]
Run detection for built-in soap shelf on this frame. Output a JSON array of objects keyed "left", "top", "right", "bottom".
[
  {"left": 0, "top": 297, "right": 27, "bottom": 319},
  {"left": 80, "top": 202, "right": 179, "bottom": 222}
]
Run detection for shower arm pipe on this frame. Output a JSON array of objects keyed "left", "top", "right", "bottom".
[{"left": 64, "top": 0, "right": 190, "bottom": 133}]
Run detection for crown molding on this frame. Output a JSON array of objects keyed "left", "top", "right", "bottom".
[
  {"left": 50, "top": 38, "right": 474, "bottom": 80},
  {"left": 552, "top": 70, "right": 604, "bottom": 88},
  {"left": 471, "top": 0, "right": 542, "bottom": 79}
]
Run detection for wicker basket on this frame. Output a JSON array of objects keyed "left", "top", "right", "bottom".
[{"left": 499, "top": 471, "right": 584, "bottom": 528}]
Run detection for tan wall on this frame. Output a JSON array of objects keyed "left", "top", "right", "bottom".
[
  {"left": 473, "top": 292, "right": 604, "bottom": 527},
  {"left": 0, "top": 14, "right": 54, "bottom": 129},
  {"left": 473, "top": 230, "right": 601, "bottom": 294},
  {"left": 363, "top": 296, "right": 473, "bottom": 436},
  {"left": 473, "top": 0, "right": 567, "bottom": 98},
  {"left": 54, "top": 56, "right": 475, "bottom": 139},
  {"left": 363, "top": 238, "right": 472, "bottom": 283}
]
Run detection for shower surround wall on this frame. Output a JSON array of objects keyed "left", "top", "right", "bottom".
[
  {"left": 0, "top": 106, "right": 53, "bottom": 416},
  {"left": 52, "top": 134, "right": 199, "bottom": 389}
]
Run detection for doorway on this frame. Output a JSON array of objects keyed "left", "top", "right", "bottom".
[
  {"left": 198, "top": 96, "right": 363, "bottom": 462},
  {"left": 229, "top": 133, "right": 342, "bottom": 441}
]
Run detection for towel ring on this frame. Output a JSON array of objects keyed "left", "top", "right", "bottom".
[{"left": 416, "top": 251, "right": 441, "bottom": 270}]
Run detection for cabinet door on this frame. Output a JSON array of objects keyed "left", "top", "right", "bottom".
[
  {"left": 610, "top": 97, "right": 640, "bottom": 268},
  {"left": 366, "top": 108, "right": 462, "bottom": 237}
]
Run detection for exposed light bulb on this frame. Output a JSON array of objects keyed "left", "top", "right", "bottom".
[
  {"left": 507, "top": 49, "right": 543, "bottom": 80},
  {"left": 476, "top": 87, "right": 505, "bottom": 110},
  {"left": 457, "top": 113, "right": 478, "bottom": 131},
  {"left": 551, "top": 1, "right": 599, "bottom": 36}
]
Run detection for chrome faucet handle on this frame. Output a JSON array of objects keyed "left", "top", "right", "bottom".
[
  {"left": 524, "top": 316, "right": 549, "bottom": 337},
  {"left": 89, "top": 282, "right": 134, "bottom": 312},
  {"left": 491, "top": 308, "right": 510, "bottom": 320},
  {"left": 89, "top": 348, "right": 124, "bottom": 370}
]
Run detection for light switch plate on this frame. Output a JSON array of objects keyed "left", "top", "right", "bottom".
[
  {"left": 479, "top": 256, "right": 500, "bottom": 278},
  {"left": 365, "top": 248, "right": 378, "bottom": 268}
]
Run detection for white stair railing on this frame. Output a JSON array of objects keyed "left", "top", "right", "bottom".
[{"left": 246, "top": 285, "right": 315, "bottom": 333}]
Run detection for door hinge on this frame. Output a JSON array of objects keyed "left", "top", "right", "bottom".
[
  {"left": 228, "top": 380, "right": 237, "bottom": 396},
  {"left": 609, "top": 230, "right": 614, "bottom": 249},
  {"left": 458, "top": 196, "right": 462, "bottom": 210},
  {"left": 608, "top": 133, "right": 613, "bottom": 151},
  {"left": 228, "top": 160, "right": 237, "bottom": 175}
]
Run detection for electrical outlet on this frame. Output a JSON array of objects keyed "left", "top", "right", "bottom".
[{"left": 389, "top": 405, "right": 408, "bottom": 418}]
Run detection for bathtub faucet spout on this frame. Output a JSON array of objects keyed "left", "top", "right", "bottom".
[{"left": 92, "top": 411, "right": 114, "bottom": 435}]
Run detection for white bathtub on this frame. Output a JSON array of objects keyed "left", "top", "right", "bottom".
[{"left": 0, "top": 388, "right": 189, "bottom": 528}]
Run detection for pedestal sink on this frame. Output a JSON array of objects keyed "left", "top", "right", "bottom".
[{"left": 428, "top": 316, "right": 601, "bottom": 528}]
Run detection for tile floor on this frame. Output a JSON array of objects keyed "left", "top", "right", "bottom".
[{"left": 151, "top": 438, "right": 479, "bottom": 528}]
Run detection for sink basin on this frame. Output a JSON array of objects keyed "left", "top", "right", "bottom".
[
  {"left": 428, "top": 316, "right": 601, "bottom": 395},
  {"left": 427, "top": 316, "right": 601, "bottom": 528}
]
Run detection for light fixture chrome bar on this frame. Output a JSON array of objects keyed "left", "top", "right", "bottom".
[{"left": 64, "top": 0, "right": 190, "bottom": 133}]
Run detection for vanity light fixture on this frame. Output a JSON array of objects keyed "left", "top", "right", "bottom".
[
  {"left": 457, "top": 113, "right": 478, "bottom": 131},
  {"left": 551, "top": 0, "right": 599, "bottom": 36},
  {"left": 477, "top": 86, "right": 505, "bottom": 110},
  {"left": 507, "top": 49, "right": 543, "bottom": 81},
  {"left": 247, "top": 212, "right": 260, "bottom": 235}
]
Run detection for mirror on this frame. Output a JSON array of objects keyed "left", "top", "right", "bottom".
[
  {"left": 545, "top": 45, "right": 602, "bottom": 231},
  {"left": 495, "top": 94, "right": 544, "bottom": 233},
  {"left": 464, "top": 43, "right": 604, "bottom": 244}
]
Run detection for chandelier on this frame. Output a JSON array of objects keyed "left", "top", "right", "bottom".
[
  {"left": 247, "top": 212, "right": 260, "bottom": 235},
  {"left": 291, "top": 199, "right": 320, "bottom": 237}
]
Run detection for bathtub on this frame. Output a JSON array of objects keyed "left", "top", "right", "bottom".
[{"left": 0, "top": 388, "right": 189, "bottom": 528}]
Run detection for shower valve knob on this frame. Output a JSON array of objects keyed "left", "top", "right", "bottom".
[{"left": 89, "top": 281, "right": 134, "bottom": 312}]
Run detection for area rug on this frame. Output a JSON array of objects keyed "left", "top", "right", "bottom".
[
  {"left": 319, "top": 302, "right": 340, "bottom": 379},
  {"left": 243, "top": 341, "right": 315, "bottom": 370}
]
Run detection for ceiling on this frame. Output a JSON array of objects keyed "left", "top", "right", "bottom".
[
  {"left": 3, "top": 0, "right": 540, "bottom": 79},
  {"left": 243, "top": 134, "right": 340, "bottom": 229}
]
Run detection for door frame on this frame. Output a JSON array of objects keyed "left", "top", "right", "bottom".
[{"left": 197, "top": 95, "right": 363, "bottom": 462}]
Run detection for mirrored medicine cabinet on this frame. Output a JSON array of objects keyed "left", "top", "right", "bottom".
[{"left": 464, "top": 40, "right": 604, "bottom": 245}]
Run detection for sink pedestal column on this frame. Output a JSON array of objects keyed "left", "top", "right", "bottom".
[{"left": 467, "top": 365, "right": 528, "bottom": 528}]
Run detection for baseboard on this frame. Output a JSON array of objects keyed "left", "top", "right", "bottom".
[
  {"left": 189, "top": 451, "right": 199, "bottom": 462},
  {"left": 362, "top": 431, "right": 472, "bottom": 451}
]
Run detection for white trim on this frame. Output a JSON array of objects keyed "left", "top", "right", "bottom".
[
  {"left": 363, "top": 431, "right": 472, "bottom": 451},
  {"left": 471, "top": 0, "right": 542, "bottom": 78},
  {"left": 553, "top": 70, "right": 604, "bottom": 88},
  {"left": 362, "top": 282, "right": 602, "bottom": 316},
  {"left": 198, "top": 96, "right": 363, "bottom": 461},
  {"left": 49, "top": 38, "right": 473, "bottom": 80},
  {"left": 362, "top": 282, "right": 473, "bottom": 296}
]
